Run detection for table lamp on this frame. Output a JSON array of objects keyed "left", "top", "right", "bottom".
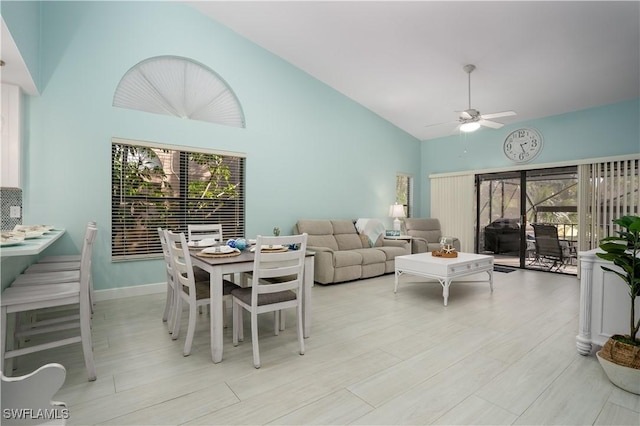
[{"left": 388, "top": 204, "right": 406, "bottom": 231}]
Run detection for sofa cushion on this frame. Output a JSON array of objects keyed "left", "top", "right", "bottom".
[
  {"left": 331, "top": 220, "right": 366, "bottom": 250},
  {"left": 333, "top": 250, "right": 363, "bottom": 268},
  {"left": 296, "top": 220, "right": 339, "bottom": 251},
  {"left": 352, "top": 248, "right": 386, "bottom": 265},
  {"left": 376, "top": 246, "right": 409, "bottom": 261}
]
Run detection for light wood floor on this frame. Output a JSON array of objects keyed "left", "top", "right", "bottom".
[{"left": 9, "top": 269, "right": 640, "bottom": 425}]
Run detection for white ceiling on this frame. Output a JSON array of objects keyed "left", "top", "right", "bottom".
[
  {"left": 1, "top": 17, "right": 38, "bottom": 96},
  {"left": 187, "top": 1, "right": 640, "bottom": 141}
]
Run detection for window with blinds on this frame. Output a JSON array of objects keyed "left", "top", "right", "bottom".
[
  {"left": 578, "top": 158, "right": 639, "bottom": 250},
  {"left": 111, "top": 139, "right": 245, "bottom": 260},
  {"left": 396, "top": 174, "right": 413, "bottom": 218}
]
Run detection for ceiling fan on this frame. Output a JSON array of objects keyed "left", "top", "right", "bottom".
[{"left": 427, "top": 64, "right": 516, "bottom": 133}]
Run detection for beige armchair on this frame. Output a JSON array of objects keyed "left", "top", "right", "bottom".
[{"left": 404, "top": 218, "right": 461, "bottom": 254}]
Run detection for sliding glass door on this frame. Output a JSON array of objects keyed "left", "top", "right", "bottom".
[
  {"left": 476, "top": 166, "right": 578, "bottom": 274},
  {"left": 476, "top": 171, "right": 525, "bottom": 268}
]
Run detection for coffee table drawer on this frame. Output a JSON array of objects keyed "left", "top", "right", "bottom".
[{"left": 448, "top": 258, "right": 493, "bottom": 275}]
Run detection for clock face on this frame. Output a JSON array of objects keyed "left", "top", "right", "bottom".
[{"left": 503, "top": 128, "right": 543, "bottom": 163}]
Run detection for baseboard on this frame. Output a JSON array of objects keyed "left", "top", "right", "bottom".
[{"left": 94, "top": 282, "right": 165, "bottom": 302}]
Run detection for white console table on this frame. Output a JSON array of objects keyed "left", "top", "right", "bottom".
[{"left": 576, "top": 249, "right": 640, "bottom": 355}]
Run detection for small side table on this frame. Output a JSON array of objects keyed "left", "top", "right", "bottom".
[{"left": 384, "top": 235, "right": 413, "bottom": 253}]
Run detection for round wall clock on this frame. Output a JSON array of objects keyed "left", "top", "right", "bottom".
[{"left": 503, "top": 128, "right": 543, "bottom": 163}]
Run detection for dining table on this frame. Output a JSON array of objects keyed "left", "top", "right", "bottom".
[{"left": 189, "top": 247, "right": 315, "bottom": 363}]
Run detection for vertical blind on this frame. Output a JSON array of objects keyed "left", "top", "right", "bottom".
[
  {"left": 430, "top": 173, "right": 475, "bottom": 252},
  {"left": 579, "top": 158, "right": 639, "bottom": 250},
  {"left": 111, "top": 140, "right": 245, "bottom": 260}
]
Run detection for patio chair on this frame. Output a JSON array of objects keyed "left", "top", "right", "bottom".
[{"left": 531, "top": 223, "right": 576, "bottom": 271}]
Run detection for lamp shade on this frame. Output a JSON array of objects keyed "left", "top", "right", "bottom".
[{"left": 389, "top": 204, "right": 406, "bottom": 218}]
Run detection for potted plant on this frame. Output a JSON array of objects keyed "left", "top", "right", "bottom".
[{"left": 595, "top": 215, "right": 640, "bottom": 394}]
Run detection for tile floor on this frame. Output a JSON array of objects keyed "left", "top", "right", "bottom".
[{"left": 8, "top": 269, "right": 640, "bottom": 425}]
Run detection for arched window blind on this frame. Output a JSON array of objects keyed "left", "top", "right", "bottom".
[{"left": 113, "top": 56, "right": 245, "bottom": 128}]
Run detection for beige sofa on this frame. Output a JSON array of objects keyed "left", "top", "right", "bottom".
[
  {"left": 404, "top": 218, "right": 461, "bottom": 253},
  {"left": 294, "top": 219, "right": 410, "bottom": 284}
]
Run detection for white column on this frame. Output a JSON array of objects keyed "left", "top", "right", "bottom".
[{"left": 576, "top": 250, "right": 595, "bottom": 355}]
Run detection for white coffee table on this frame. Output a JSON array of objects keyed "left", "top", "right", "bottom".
[{"left": 394, "top": 252, "right": 494, "bottom": 306}]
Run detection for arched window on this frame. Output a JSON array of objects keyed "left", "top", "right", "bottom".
[{"left": 113, "top": 56, "right": 245, "bottom": 128}]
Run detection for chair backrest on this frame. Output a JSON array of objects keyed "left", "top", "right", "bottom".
[
  {"left": 79, "top": 227, "right": 98, "bottom": 302},
  {"left": 251, "top": 233, "right": 308, "bottom": 303},
  {"left": 165, "top": 230, "right": 197, "bottom": 301},
  {"left": 1, "top": 363, "right": 67, "bottom": 425},
  {"left": 157, "top": 228, "right": 173, "bottom": 283},
  {"left": 187, "top": 224, "right": 223, "bottom": 243},
  {"left": 404, "top": 218, "right": 442, "bottom": 243},
  {"left": 532, "top": 223, "right": 563, "bottom": 260}
]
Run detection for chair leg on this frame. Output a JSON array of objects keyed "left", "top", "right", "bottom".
[
  {"left": 274, "top": 311, "right": 279, "bottom": 336},
  {"left": 297, "top": 303, "right": 305, "bottom": 356},
  {"left": 171, "top": 296, "right": 181, "bottom": 340},
  {"left": 280, "top": 311, "right": 286, "bottom": 331},
  {"left": 162, "top": 283, "right": 172, "bottom": 323},
  {"left": 251, "top": 311, "right": 260, "bottom": 369},
  {"left": 80, "top": 296, "right": 97, "bottom": 381},
  {"left": 167, "top": 286, "right": 176, "bottom": 333},
  {"left": 232, "top": 301, "right": 239, "bottom": 347},
  {"left": 238, "top": 307, "right": 244, "bottom": 342},
  {"left": 183, "top": 304, "right": 197, "bottom": 356}
]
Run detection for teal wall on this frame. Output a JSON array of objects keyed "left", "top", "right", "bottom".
[
  {"left": 421, "top": 98, "right": 640, "bottom": 214},
  {"left": 3, "top": 1, "right": 421, "bottom": 291}
]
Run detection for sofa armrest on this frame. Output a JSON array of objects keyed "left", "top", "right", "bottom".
[
  {"left": 382, "top": 239, "right": 407, "bottom": 248},
  {"left": 452, "top": 237, "right": 461, "bottom": 252},
  {"left": 307, "top": 246, "right": 335, "bottom": 284},
  {"left": 411, "top": 237, "right": 429, "bottom": 253}
]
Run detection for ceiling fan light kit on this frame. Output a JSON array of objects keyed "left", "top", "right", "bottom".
[
  {"left": 460, "top": 122, "right": 480, "bottom": 132},
  {"left": 425, "top": 64, "right": 517, "bottom": 134}
]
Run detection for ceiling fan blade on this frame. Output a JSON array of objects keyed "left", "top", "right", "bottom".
[
  {"left": 424, "top": 120, "right": 458, "bottom": 128},
  {"left": 480, "top": 110, "right": 516, "bottom": 120},
  {"left": 478, "top": 119, "right": 504, "bottom": 129}
]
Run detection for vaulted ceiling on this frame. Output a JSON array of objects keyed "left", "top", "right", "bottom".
[{"left": 187, "top": 1, "right": 640, "bottom": 141}]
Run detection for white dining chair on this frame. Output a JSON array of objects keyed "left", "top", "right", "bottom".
[
  {"left": 165, "top": 230, "right": 238, "bottom": 356},
  {"left": 232, "top": 233, "right": 307, "bottom": 368},
  {"left": 187, "top": 224, "right": 223, "bottom": 245},
  {"left": 12, "top": 225, "right": 98, "bottom": 313},
  {"left": 37, "top": 221, "right": 97, "bottom": 264},
  {"left": 158, "top": 228, "right": 177, "bottom": 332},
  {"left": 187, "top": 223, "right": 233, "bottom": 314},
  {"left": 1, "top": 363, "right": 68, "bottom": 425},
  {"left": 1, "top": 227, "right": 97, "bottom": 381}
]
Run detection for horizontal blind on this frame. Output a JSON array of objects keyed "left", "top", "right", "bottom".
[
  {"left": 430, "top": 174, "right": 475, "bottom": 252},
  {"left": 111, "top": 141, "right": 245, "bottom": 260}
]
